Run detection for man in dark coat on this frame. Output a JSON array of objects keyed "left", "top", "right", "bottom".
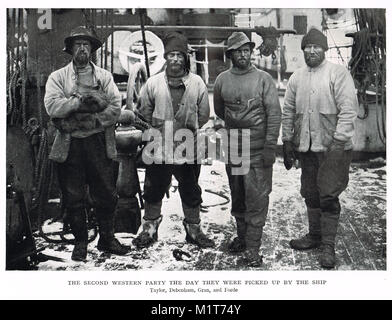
[{"left": 214, "top": 32, "right": 282, "bottom": 266}]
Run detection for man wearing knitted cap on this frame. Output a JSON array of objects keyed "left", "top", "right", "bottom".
[
  {"left": 214, "top": 32, "right": 282, "bottom": 267},
  {"left": 133, "top": 32, "right": 214, "bottom": 249},
  {"left": 44, "top": 26, "right": 129, "bottom": 261},
  {"left": 282, "top": 28, "right": 358, "bottom": 268}
]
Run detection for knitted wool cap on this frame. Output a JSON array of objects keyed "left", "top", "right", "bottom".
[
  {"left": 301, "top": 28, "right": 328, "bottom": 51},
  {"left": 163, "top": 32, "right": 188, "bottom": 58}
]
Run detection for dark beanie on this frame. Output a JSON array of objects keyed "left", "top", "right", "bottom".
[
  {"left": 301, "top": 28, "right": 328, "bottom": 51},
  {"left": 163, "top": 32, "right": 188, "bottom": 58}
]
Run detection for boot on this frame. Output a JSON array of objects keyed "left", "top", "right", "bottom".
[
  {"left": 183, "top": 221, "right": 215, "bottom": 248},
  {"left": 96, "top": 211, "right": 129, "bottom": 255},
  {"left": 243, "top": 224, "right": 263, "bottom": 267},
  {"left": 290, "top": 207, "right": 322, "bottom": 250},
  {"left": 69, "top": 208, "right": 88, "bottom": 262},
  {"left": 132, "top": 216, "right": 163, "bottom": 249},
  {"left": 72, "top": 241, "right": 88, "bottom": 262},
  {"left": 97, "top": 236, "right": 129, "bottom": 255},
  {"left": 319, "top": 209, "right": 340, "bottom": 269},
  {"left": 320, "top": 244, "right": 336, "bottom": 269},
  {"left": 242, "top": 248, "right": 263, "bottom": 267},
  {"left": 228, "top": 217, "right": 247, "bottom": 253}
]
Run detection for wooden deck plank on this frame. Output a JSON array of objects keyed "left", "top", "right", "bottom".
[{"left": 34, "top": 159, "right": 386, "bottom": 271}]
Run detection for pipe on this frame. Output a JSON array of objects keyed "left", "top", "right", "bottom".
[
  {"left": 139, "top": 9, "right": 150, "bottom": 78},
  {"left": 97, "top": 25, "right": 296, "bottom": 35},
  {"left": 104, "top": 10, "right": 108, "bottom": 69},
  {"left": 111, "top": 9, "right": 114, "bottom": 74}
]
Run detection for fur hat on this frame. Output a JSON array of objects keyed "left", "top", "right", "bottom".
[
  {"left": 163, "top": 32, "right": 188, "bottom": 58},
  {"left": 301, "top": 28, "right": 328, "bottom": 51},
  {"left": 226, "top": 32, "right": 255, "bottom": 57},
  {"left": 63, "top": 26, "right": 102, "bottom": 55}
]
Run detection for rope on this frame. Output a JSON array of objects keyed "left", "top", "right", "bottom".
[
  {"left": 350, "top": 10, "right": 386, "bottom": 144},
  {"left": 202, "top": 189, "right": 230, "bottom": 208},
  {"left": 132, "top": 117, "right": 150, "bottom": 132},
  {"left": 7, "top": 68, "right": 17, "bottom": 117},
  {"left": 9, "top": 66, "right": 19, "bottom": 125},
  {"left": 20, "top": 48, "right": 27, "bottom": 127},
  {"left": 325, "top": 28, "right": 346, "bottom": 65},
  {"left": 7, "top": 46, "right": 27, "bottom": 127},
  {"left": 36, "top": 74, "right": 43, "bottom": 127},
  {"left": 31, "top": 128, "right": 48, "bottom": 210}
]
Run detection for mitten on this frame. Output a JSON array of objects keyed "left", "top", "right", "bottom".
[
  {"left": 261, "top": 146, "right": 276, "bottom": 168},
  {"left": 283, "top": 141, "right": 296, "bottom": 170}
]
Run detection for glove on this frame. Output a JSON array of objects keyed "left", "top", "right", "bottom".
[
  {"left": 283, "top": 141, "right": 296, "bottom": 170},
  {"left": 78, "top": 91, "right": 109, "bottom": 113},
  {"left": 328, "top": 138, "right": 346, "bottom": 152},
  {"left": 261, "top": 146, "right": 276, "bottom": 168}
]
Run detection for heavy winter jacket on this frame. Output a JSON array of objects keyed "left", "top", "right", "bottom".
[
  {"left": 213, "top": 65, "right": 282, "bottom": 166},
  {"left": 44, "top": 61, "right": 121, "bottom": 163},
  {"left": 282, "top": 59, "right": 358, "bottom": 152},
  {"left": 138, "top": 71, "right": 210, "bottom": 164}
]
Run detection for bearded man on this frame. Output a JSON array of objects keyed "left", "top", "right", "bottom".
[
  {"left": 214, "top": 32, "right": 281, "bottom": 267},
  {"left": 44, "top": 26, "right": 128, "bottom": 261},
  {"left": 282, "top": 28, "right": 358, "bottom": 268},
  {"left": 133, "top": 32, "right": 214, "bottom": 249}
]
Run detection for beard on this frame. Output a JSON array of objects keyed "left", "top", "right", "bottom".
[
  {"left": 304, "top": 50, "right": 325, "bottom": 68},
  {"left": 74, "top": 49, "right": 89, "bottom": 66},
  {"left": 232, "top": 56, "right": 251, "bottom": 70},
  {"left": 166, "top": 60, "right": 186, "bottom": 76}
]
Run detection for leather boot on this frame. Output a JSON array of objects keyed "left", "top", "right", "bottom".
[
  {"left": 243, "top": 224, "right": 263, "bottom": 267},
  {"left": 133, "top": 216, "right": 163, "bottom": 249},
  {"left": 183, "top": 221, "right": 215, "bottom": 248},
  {"left": 96, "top": 210, "right": 129, "bottom": 255},
  {"left": 242, "top": 248, "right": 263, "bottom": 267},
  {"left": 319, "top": 210, "right": 340, "bottom": 269},
  {"left": 69, "top": 208, "right": 88, "bottom": 262},
  {"left": 228, "top": 217, "right": 247, "bottom": 253},
  {"left": 290, "top": 207, "right": 322, "bottom": 250}
]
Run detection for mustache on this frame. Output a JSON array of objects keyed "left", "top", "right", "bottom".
[
  {"left": 305, "top": 52, "right": 320, "bottom": 57},
  {"left": 76, "top": 48, "right": 88, "bottom": 55}
]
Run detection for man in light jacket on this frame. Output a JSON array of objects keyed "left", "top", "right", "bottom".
[
  {"left": 282, "top": 28, "right": 359, "bottom": 268},
  {"left": 44, "top": 26, "right": 128, "bottom": 261},
  {"left": 133, "top": 32, "right": 214, "bottom": 249}
]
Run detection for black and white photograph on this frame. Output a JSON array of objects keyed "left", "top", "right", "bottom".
[{"left": 1, "top": 1, "right": 390, "bottom": 301}]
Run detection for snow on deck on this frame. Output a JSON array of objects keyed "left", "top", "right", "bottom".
[{"left": 35, "top": 157, "right": 386, "bottom": 271}]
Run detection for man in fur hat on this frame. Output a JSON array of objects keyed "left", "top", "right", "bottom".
[
  {"left": 133, "top": 32, "right": 214, "bottom": 249},
  {"left": 282, "top": 28, "right": 358, "bottom": 268},
  {"left": 214, "top": 32, "right": 282, "bottom": 267},
  {"left": 44, "top": 26, "right": 129, "bottom": 261}
]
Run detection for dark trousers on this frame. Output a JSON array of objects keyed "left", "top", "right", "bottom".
[
  {"left": 299, "top": 150, "right": 352, "bottom": 214},
  {"left": 143, "top": 164, "right": 202, "bottom": 223},
  {"left": 226, "top": 165, "right": 272, "bottom": 228},
  {"left": 57, "top": 132, "right": 118, "bottom": 214}
]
